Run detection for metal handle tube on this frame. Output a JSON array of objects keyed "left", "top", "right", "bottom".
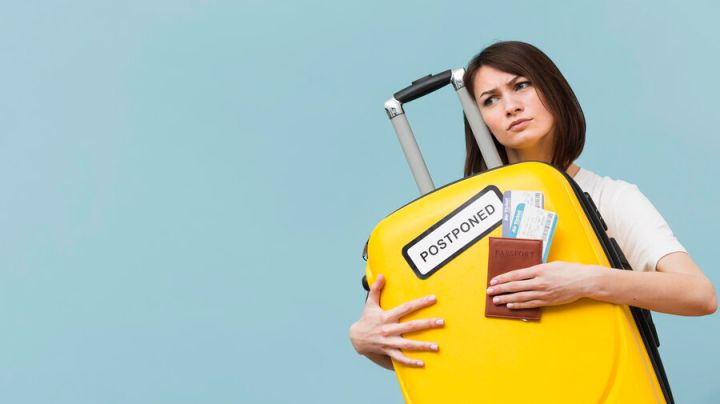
[
  {"left": 388, "top": 110, "right": 435, "bottom": 195},
  {"left": 452, "top": 69, "right": 503, "bottom": 169}
]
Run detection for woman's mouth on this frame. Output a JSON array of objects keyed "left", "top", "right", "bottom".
[{"left": 508, "top": 118, "right": 532, "bottom": 131}]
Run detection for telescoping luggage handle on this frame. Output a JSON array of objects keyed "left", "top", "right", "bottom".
[{"left": 384, "top": 68, "right": 503, "bottom": 195}]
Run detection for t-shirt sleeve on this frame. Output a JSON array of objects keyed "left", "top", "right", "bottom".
[{"left": 600, "top": 181, "right": 687, "bottom": 272}]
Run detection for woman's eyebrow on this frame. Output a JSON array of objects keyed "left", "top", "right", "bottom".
[{"left": 478, "top": 75, "right": 521, "bottom": 98}]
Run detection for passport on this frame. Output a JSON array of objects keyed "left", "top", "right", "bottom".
[{"left": 485, "top": 237, "right": 543, "bottom": 321}]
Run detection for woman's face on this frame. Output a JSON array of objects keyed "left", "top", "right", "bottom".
[{"left": 472, "top": 66, "right": 555, "bottom": 151}]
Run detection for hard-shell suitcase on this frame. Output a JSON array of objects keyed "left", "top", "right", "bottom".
[{"left": 361, "top": 69, "right": 673, "bottom": 403}]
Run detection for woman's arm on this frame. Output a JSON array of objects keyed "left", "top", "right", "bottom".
[
  {"left": 486, "top": 252, "right": 717, "bottom": 316},
  {"left": 589, "top": 251, "right": 717, "bottom": 315}
]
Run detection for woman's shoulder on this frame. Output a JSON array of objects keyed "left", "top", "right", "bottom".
[
  {"left": 573, "top": 166, "right": 657, "bottom": 227},
  {"left": 574, "top": 166, "right": 640, "bottom": 199},
  {"left": 574, "top": 166, "right": 664, "bottom": 231},
  {"left": 574, "top": 166, "right": 687, "bottom": 272}
]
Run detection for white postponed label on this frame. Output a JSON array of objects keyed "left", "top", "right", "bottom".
[{"left": 404, "top": 186, "right": 503, "bottom": 278}]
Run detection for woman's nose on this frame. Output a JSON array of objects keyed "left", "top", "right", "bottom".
[{"left": 504, "top": 96, "right": 523, "bottom": 116}]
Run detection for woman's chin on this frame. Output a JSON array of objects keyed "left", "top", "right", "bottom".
[{"left": 502, "top": 133, "right": 547, "bottom": 150}]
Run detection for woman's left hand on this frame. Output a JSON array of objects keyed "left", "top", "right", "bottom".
[{"left": 486, "top": 261, "right": 602, "bottom": 309}]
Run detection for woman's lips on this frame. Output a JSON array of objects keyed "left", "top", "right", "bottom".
[{"left": 508, "top": 118, "right": 532, "bottom": 131}]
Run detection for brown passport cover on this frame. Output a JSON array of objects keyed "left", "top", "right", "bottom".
[{"left": 485, "top": 237, "right": 543, "bottom": 321}]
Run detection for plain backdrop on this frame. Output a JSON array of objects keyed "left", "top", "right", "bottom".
[{"left": 0, "top": 1, "right": 718, "bottom": 403}]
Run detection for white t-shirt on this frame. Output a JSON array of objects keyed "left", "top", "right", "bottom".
[{"left": 573, "top": 167, "right": 686, "bottom": 272}]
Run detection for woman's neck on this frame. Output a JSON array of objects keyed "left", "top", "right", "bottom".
[
  {"left": 505, "top": 148, "right": 580, "bottom": 178},
  {"left": 567, "top": 163, "right": 580, "bottom": 178},
  {"left": 505, "top": 147, "right": 553, "bottom": 164}
]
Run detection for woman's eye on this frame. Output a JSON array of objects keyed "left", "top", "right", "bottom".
[
  {"left": 483, "top": 95, "right": 498, "bottom": 106},
  {"left": 515, "top": 81, "right": 531, "bottom": 90}
]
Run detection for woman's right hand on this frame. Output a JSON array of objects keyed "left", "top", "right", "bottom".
[{"left": 349, "top": 274, "right": 445, "bottom": 367}]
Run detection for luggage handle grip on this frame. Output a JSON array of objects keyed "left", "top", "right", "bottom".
[{"left": 394, "top": 70, "right": 453, "bottom": 104}]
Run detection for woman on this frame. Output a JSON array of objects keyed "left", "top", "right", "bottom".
[{"left": 350, "top": 41, "right": 717, "bottom": 370}]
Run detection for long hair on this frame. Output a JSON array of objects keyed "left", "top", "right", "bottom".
[{"left": 463, "top": 41, "right": 585, "bottom": 177}]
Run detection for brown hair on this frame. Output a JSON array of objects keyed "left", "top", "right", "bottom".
[{"left": 463, "top": 41, "right": 585, "bottom": 177}]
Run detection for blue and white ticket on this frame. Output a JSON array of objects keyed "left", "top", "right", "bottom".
[
  {"left": 508, "top": 203, "right": 558, "bottom": 263},
  {"left": 502, "top": 190, "right": 544, "bottom": 237}
]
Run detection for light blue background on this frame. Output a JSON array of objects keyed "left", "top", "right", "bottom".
[{"left": 0, "top": 1, "right": 718, "bottom": 403}]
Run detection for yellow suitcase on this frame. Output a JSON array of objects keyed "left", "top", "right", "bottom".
[{"left": 361, "top": 69, "right": 672, "bottom": 403}]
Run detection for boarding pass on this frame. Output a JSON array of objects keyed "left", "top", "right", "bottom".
[
  {"left": 507, "top": 203, "right": 558, "bottom": 263},
  {"left": 502, "top": 190, "right": 544, "bottom": 236}
]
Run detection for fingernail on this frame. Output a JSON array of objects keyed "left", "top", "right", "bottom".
[
  {"left": 487, "top": 287, "right": 494, "bottom": 294},
  {"left": 493, "top": 297, "right": 500, "bottom": 304},
  {"left": 416, "top": 360, "right": 424, "bottom": 366},
  {"left": 435, "top": 319, "right": 444, "bottom": 326},
  {"left": 431, "top": 344, "right": 438, "bottom": 351},
  {"left": 490, "top": 279, "right": 497, "bottom": 286},
  {"left": 507, "top": 303, "right": 514, "bottom": 308},
  {"left": 427, "top": 295, "right": 436, "bottom": 302}
]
